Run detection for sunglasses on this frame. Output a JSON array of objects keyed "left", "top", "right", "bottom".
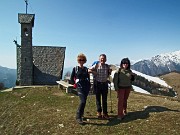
[
  {"left": 78, "top": 59, "right": 85, "bottom": 61},
  {"left": 122, "top": 62, "right": 128, "bottom": 64}
]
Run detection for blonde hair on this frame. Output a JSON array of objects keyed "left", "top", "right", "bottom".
[{"left": 77, "top": 53, "right": 87, "bottom": 63}]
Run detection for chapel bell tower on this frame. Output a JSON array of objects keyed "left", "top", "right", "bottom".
[{"left": 18, "top": 13, "right": 35, "bottom": 85}]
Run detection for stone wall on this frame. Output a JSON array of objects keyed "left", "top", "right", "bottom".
[
  {"left": 17, "top": 46, "right": 66, "bottom": 85},
  {"left": 33, "top": 46, "right": 66, "bottom": 85},
  {"left": 16, "top": 46, "right": 21, "bottom": 82},
  {"left": 18, "top": 14, "right": 34, "bottom": 86}
]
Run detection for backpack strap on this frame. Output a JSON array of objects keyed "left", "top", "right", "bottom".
[
  {"left": 75, "top": 66, "right": 78, "bottom": 76},
  {"left": 106, "top": 64, "right": 111, "bottom": 77},
  {"left": 85, "top": 66, "right": 88, "bottom": 73},
  {"left": 75, "top": 66, "right": 88, "bottom": 78},
  {"left": 94, "top": 62, "right": 99, "bottom": 70}
]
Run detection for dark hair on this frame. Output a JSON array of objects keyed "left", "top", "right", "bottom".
[
  {"left": 120, "top": 58, "right": 131, "bottom": 69},
  {"left": 99, "top": 54, "right": 107, "bottom": 59}
]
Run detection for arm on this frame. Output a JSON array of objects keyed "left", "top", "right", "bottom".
[
  {"left": 108, "top": 64, "right": 112, "bottom": 75},
  {"left": 130, "top": 70, "right": 136, "bottom": 81},
  {"left": 88, "top": 65, "right": 98, "bottom": 75},
  {"left": 113, "top": 72, "right": 119, "bottom": 91},
  {"left": 70, "top": 67, "right": 76, "bottom": 84},
  {"left": 131, "top": 74, "right": 135, "bottom": 81},
  {"left": 88, "top": 69, "right": 97, "bottom": 75},
  {"left": 86, "top": 67, "right": 90, "bottom": 81}
]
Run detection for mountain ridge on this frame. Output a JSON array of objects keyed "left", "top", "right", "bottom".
[
  {"left": 1, "top": 50, "right": 180, "bottom": 88},
  {"left": 132, "top": 50, "right": 180, "bottom": 76},
  {"left": 0, "top": 66, "right": 16, "bottom": 88}
]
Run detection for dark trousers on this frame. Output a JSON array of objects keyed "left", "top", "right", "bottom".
[
  {"left": 95, "top": 81, "right": 108, "bottom": 114},
  {"left": 76, "top": 81, "right": 90, "bottom": 119}
]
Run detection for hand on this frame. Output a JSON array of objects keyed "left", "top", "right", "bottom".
[
  {"left": 107, "top": 80, "right": 111, "bottom": 84},
  {"left": 92, "top": 71, "right": 98, "bottom": 75},
  {"left": 108, "top": 69, "right": 112, "bottom": 75}
]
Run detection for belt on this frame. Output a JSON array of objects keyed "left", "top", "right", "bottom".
[{"left": 97, "top": 81, "right": 107, "bottom": 84}]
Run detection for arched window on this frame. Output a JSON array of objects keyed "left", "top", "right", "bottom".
[{"left": 23, "top": 28, "right": 29, "bottom": 36}]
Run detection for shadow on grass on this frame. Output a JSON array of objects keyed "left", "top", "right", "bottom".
[{"left": 86, "top": 106, "right": 180, "bottom": 126}]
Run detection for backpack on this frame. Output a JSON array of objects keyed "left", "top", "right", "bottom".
[
  {"left": 92, "top": 61, "right": 99, "bottom": 66},
  {"left": 73, "top": 66, "right": 88, "bottom": 88}
]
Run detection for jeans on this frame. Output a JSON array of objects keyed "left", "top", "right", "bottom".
[
  {"left": 95, "top": 81, "right": 108, "bottom": 114},
  {"left": 76, "top": 80, "right": 90, "bottom": 119}
]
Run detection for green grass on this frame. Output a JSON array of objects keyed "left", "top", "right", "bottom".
[
  {"left": 160, "top": 72, "right": 180, "bottom": 100},
  {"left": 0, "top": 86, "right": 180, "bottom": 135}
]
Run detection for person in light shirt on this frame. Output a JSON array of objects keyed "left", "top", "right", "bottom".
[{"left": 89, "top": 54, "right": 112, "bottom": 119}]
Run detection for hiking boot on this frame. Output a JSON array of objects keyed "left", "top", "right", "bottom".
[
  {"left": 76, "top": 118, "right": 84, "bottom": 125},
  {"left": 117, "top": 115, "right": 125, "bottom": 121},
  {"left": 97, "top": 112, "right": 102, "bottom": 119},
  {"left": 117, "top": 116, "right": 122, "bottom": 121},
  {"left": 103, "top": 113, "right": 109, "bottom": 119}
]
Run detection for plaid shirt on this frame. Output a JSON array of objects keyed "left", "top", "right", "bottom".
[{"left": 91, "top": 63, "right": 109, "bottom": 82}]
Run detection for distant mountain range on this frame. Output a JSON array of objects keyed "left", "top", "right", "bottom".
[
  {"left": 1, "top": 50, "right": 180, "bottom": 88},
  {"left": 0, "top": 66, "right": 16, "bottom": 88},
  {"left": 132, "top": 50, "right": 180, "bottom": 76}
]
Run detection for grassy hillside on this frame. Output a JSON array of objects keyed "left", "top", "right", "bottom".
[
  {"left": 160, "top": 72, "right": 180, "bottom": 100},
  {"left": 0, "top": 86, "right": 180, "bottom": 135}
]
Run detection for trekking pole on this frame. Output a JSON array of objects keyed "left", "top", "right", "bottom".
[
  {"left": 109, "top": 82, "right": 113, "bottom": 113},
  {"left": 89, "top": 80, "right": 93, "bottom": 104},
  {"left": 86, "top": 74, "right": 93, "bottom": 115},
  {"left": 108, "top": 68, "right": 113, "bottom": 113}
]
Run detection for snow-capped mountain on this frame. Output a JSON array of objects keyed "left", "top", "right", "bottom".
[{"left": 132, "top": 50, "right": 180, "bottom": 76}]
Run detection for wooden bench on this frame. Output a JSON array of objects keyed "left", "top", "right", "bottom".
[
  {"left": 56, "top": 80, "right": 95, "bottom": 95},
  {"left": 56, "top": 80, "right": 76, "bottom": 94}
]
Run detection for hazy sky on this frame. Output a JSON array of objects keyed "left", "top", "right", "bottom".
[{"left": 0, "top": 0, "right": 180, "bottom": 69}]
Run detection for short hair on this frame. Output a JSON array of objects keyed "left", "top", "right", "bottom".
[
  {"left": 99, "top": 54, "right": 107, "bottom": 62},
  {"left": 120, "top": 58, "right": 131, "bottom": 69},
  {"left": 77, "top": 53, "right": 87, "bottom": 63},
  {"left": 99, "top": 54, "right": 106, "bottom": 59}
]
